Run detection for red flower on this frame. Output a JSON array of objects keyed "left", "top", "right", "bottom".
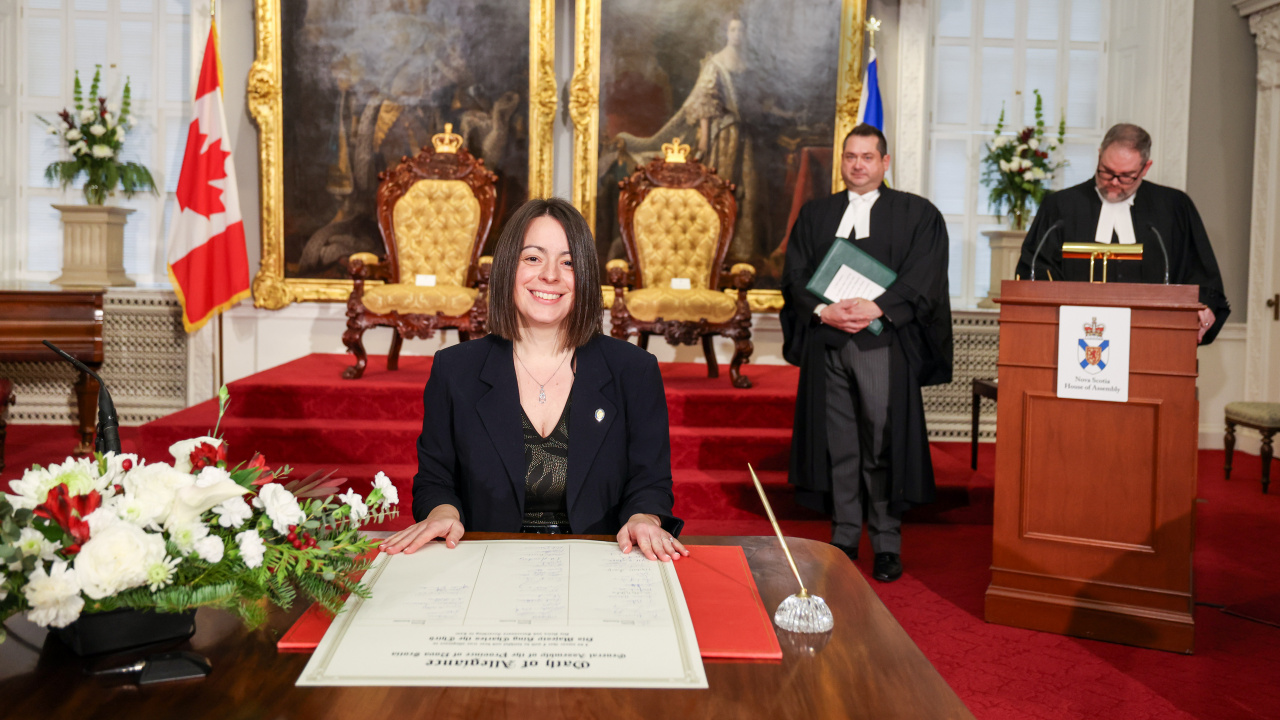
[
  {"left": 247, "top": 453, "right": 275, "bottom": 485},
  {"left": 189, "top": 442, "right": 226, "bottom": 471},
  {"left": 33, "top": 485, "right": 101, "bottom": 555}
]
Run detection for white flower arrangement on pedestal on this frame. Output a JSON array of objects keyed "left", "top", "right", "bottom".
[
  {"left": 40, "top": 64, "right": 156, "bottom": 205},
  {"left": 980, "top": 90, "right": 1068, "bottom": 231},
  {"left": 0, "top": 388, "right": 397, "bottom": 642}
]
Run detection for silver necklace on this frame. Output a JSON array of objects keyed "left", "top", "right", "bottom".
[{"left": 514, "top": 350, "right": 571, "bottom": 404}]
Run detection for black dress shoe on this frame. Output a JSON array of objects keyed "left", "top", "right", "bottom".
[
  {"left": 832, "top": 543, "right": 858, "bottom": 561},
  {"left": 872, "top": 553, "right": 903, "bottom": 582}
]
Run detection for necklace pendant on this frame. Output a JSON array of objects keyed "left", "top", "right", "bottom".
[{"left": 537, "top": 385, "right": 547, "bottom": 404}]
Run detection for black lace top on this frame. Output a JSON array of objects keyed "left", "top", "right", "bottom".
[{"left": 520, "top": 394, "right": 571, "bottom": 528}]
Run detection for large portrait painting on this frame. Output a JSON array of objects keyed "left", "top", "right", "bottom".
[
  {"left": 571, "top": 0, "right": 864, "bottom": 308},
  {"left": 251, "top": 0, "right": 555, "bottom": 308}
]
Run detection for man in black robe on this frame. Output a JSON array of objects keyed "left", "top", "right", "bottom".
[
  {"left": 1015, "top": 123, "right": 1230, "bottom": 344},
  {"left": 781, "top": 124, "right": 953, "bottom": 582}
]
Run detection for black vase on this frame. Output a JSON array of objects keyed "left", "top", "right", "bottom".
[{"left": 54, "top": 608, "right": 197, "bottom": 656}]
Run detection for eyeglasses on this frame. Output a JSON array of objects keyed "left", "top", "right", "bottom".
[{"left": 1096, "top": 166, "right": 1143, "bottom": 185}]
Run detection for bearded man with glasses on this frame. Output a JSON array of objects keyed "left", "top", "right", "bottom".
[{"left": 1014, "top": 123, "right": 1230, "bottom": 344}]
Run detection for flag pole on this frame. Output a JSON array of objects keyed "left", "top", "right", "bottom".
[
  {"left": 211, "top": 0, "right": 224, "bottom": 396},
  {"left": 866, "top": 16, "right": 880, "bottom": 50}
]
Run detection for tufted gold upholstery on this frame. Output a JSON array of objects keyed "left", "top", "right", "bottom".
[
  {"left": 361, "top": 284, "right": 477, "bottom": 316},
  {"left": 632, "top": 188, "right": 721, "bottom": 290},
  {"left": 393, "top": 179, "right": 481, "bottom": 285},
  {"left": 624, "top": 287, "right": 737, "bottom": 324},
  {"left": 612, "top": 155, "right": 753, "bottom": 387}
]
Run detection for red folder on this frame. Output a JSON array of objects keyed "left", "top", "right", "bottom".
[
  {"left": 278, "top": 544, "right": 781, "bottom": 661},
  {"left": 673, "top": 545, "right": 783, "bottom": 660},
  {"left": 277, "top": 601, "right": 336, "bottom": 652}
]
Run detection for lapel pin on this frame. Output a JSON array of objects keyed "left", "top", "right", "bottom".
[{"left": 595, "top": 408, "right": 605, "bottom": 422}]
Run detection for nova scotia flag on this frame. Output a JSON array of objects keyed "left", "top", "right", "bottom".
[{"left": 856, "top": 48, "right": 884, "bottom": 130}]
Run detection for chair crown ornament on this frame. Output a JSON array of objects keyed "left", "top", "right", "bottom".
[
  {"left": 432, "top": 123, "right": 464, "bottom": 154},
  {"left": 662, "top": 137, "right": 691, "bottom": 163}
]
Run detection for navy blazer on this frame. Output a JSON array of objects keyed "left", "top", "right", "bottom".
[{"left": 412, "top": 333, "right": 683, "bottom": 536}]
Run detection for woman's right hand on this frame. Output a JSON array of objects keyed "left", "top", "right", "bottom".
[{"left": 381, "top": 504, "right": 465, "bottom": 555}]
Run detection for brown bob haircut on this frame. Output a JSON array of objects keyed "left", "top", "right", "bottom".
[
  {"left": 487, "top": 197, "right": 603, "bottom": 351},
  {"left": 843, "top": 123, "right": 889, "bottom": 157}
]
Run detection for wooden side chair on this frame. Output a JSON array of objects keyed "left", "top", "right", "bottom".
[
  {"left": 342, "top": 124, "right": 498, "bottom": 379},
  {"left": 1224, "top": 402, "right": 1280, "bottom": 493},
  {"left": 607, "top": 138, "right": 756, "bottom": 388}
]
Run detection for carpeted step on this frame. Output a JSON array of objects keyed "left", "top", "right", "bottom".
[
  {"left": 139, "top": 416, "right": 423, "bottom": 466},
  {"left": 672, "top": 469, "right": 824, "bottom": 521},
  {"left": 145, "top": 418, "right": 796, "bottom": 472},
  {"left": 665, "top": 392, "right": 795, "bottom": 429},
  {"left": 221, "top": 383, "right": 427, "bottom": 422},
  {"left": 668, "top": 426, "right": 792, "bottom": 471}
]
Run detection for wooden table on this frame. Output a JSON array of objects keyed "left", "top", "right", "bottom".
[
  {"left": 0, "top": 286, "right": 105, "bottom": 452},
  {"left": 0, "top": 535, "right": 973, "bottom": 719}
]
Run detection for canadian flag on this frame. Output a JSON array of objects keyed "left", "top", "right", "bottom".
[{"left": 166, "top": 24, "right": 250, "bottom": 332}]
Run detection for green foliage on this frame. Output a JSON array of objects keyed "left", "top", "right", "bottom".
[{"left": 41, "top": 65, "right": 158, "bottom": 206}]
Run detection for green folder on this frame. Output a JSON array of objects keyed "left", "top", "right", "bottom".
[{"left": 805, "top": 238, "right": 897, "bottom": 336}]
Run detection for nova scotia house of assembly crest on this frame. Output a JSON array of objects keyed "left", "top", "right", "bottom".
[
  {"left": 1077, "top": 317, "right": 1109, "bottom": 374},
  {"left": 1056, "top": 305, "right": 1131, "bottom": 403}
]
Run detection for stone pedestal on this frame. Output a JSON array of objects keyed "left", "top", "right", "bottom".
[
  {"left": 51, "top": 205, "right": 136, "bottom": 288},
  {"left": 977, "top": 229, "right": 1027, "bottom": 308}
]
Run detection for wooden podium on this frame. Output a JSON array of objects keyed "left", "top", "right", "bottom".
[{"left": 985, "top": 280, "right": 1202, "bottom": 654}]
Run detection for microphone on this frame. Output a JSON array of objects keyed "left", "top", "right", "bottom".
[
  {"left": 42, "top": 340, "right": 120, "bottom": 454},
  {"left": 1147, "top": 223, "right": 1171, "bottom": 285},
  {"left": 1029, "top": 220, "right": 1065, "bottom": 281}
]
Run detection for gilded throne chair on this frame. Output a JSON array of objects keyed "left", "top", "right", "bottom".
[
  {"left": 342, "top": 125, "right": 498, "bottom": 379},
  {"left": 608, "top": 139, "right": 756, "bottom": 388}
]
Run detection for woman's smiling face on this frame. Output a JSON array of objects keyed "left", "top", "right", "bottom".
[{"left": 513, "top": 215, "right": 575, "bottom": 332}]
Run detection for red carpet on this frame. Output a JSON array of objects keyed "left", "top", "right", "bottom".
[{"left": 5, "top": 354, "right": 1279, "bottom": 719}]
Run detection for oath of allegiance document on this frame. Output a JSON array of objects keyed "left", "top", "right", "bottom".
[{"left": 296, "top": 540, "right": 708, "bottom": 688}]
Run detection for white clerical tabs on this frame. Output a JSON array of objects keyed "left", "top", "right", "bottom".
[
  {"left": 296, "top": 540, "right": 707, "bottom": 689},
  {"left": 1056, "top": 306, "right": 1131, "bottom": 403}
]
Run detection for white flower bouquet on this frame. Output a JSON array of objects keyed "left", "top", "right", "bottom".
[
  {"left": 40, "top": 64, "right": 157, "bottom": 205},
  {"left": 980, "top": 90, "right": 1068, "bottom": 231},
  {"left": 0, "top": 389, "right": 397, "bottom": 642}
]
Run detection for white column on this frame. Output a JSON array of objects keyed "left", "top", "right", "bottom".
[
  {"left": 1239, "top": 1, "right": 1280, "bottom": 402},
  {"left": 894, "top": 0, "right": 929, "bottom": 196}
]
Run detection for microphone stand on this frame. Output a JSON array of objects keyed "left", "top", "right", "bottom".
[
  {"left": 1147, "top": 223, "right": 1171, "bottom": 285},
  {"left": 42, "top": 340, "right": 120, "bottom": 454},
  {"left": 1029, "top": 220, "right": 1065, "bottom": 281}
]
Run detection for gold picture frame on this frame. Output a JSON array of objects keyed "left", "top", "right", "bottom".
[
  {"left": 569, "top": 0, "right": 866, "bottom": 313},
  {"left": 249, "top": 0, "right": 557, "bottom": 309}
]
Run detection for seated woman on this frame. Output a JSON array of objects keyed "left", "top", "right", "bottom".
[{"left": 383, "top": 198, "right": 686, "bottom": 562}]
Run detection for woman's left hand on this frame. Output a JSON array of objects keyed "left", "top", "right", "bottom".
[{"left": 617, "top": 513, "right": 689, "bottom": 562}]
